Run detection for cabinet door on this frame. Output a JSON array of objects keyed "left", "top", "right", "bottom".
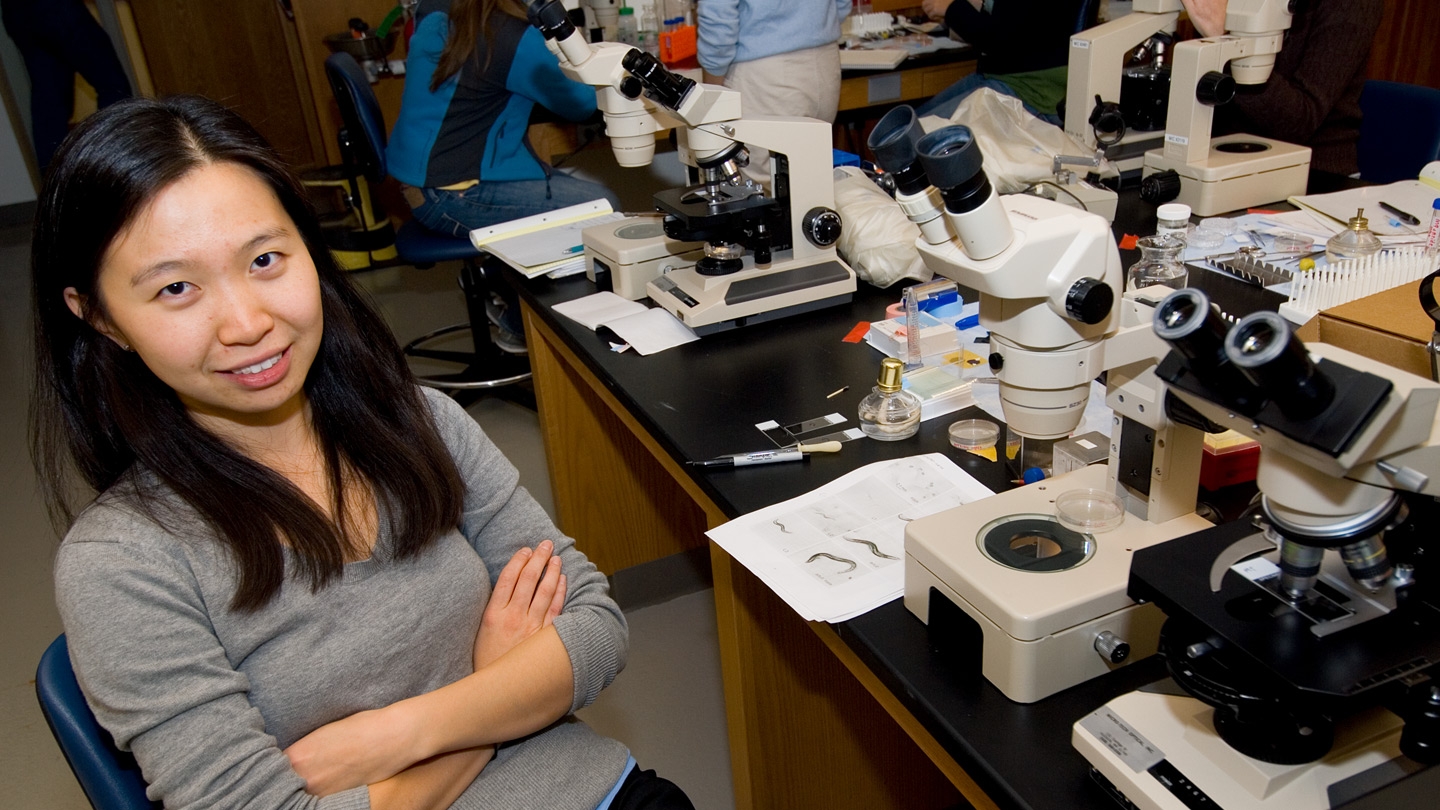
[{"left": 126, "top": 0, "right": 323, "bottom": 168}]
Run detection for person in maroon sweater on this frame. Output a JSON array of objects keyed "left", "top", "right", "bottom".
[{"left": 1184, "top": 0, "right": 1383, "bottom": 176}]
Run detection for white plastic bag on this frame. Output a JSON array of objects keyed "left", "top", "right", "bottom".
[
  {"left": 832, "top": 166, "right": 932, "bottom": 288},
  {"left": 918, "top": 88, "right": 1108, "bottom": 194}
]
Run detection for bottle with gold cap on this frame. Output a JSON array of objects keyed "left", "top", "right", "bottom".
[
  {"left": 1325, "top": 208, "right": 1383, "bottom": 263},
  {"left": 858, "top": 357, "right": 922, "bottom": 440}
]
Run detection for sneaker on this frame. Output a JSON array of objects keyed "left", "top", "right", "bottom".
[
  {"left": 491, "top": 324, "right": 528, "bottom": 355},
  {"left": 485, "top": 292, "right": 528, "bottom": 354}
]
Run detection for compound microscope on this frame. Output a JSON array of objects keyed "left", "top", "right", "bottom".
[
  {"left": 528, "top": 0, "right": 855, "bottom": 334},
  {"left": 869, "top": 106, "right": 1214, "bottom": 703},
  {"left": 1074, "top": 292, "right": 1440, "bottom": 809}
]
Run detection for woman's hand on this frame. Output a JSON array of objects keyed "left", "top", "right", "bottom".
[
  {"left": 285, "top": 704, "right": 420, "bottom": 796},
  {"left": 921, "top": 0, "right": 955, "bottom": 21},
  {"left": 475, "top": 540, "right": 566, "bottom": 671}
]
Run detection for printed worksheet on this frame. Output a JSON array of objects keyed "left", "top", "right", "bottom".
[{"left": 707, "top": 454, "right": 993, "bottom": 622}]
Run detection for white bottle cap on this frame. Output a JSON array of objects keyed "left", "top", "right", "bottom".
[{"left": 1157, "top": 203, "right": 1191, "bottom": 222}]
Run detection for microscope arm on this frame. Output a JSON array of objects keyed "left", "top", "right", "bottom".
[
  {"left": 1064, "top": 4, "right": 1182, "bottom": 149},
  {"left": 1158, "top": 0, "right": 1292, "bottom": 165}
]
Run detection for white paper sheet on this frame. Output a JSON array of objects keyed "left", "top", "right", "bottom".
[
  {"left": 604, "top": 308, "right": 699, "bottom": 355},
  {"left": 552, "top": 292, "right": 647, "bottom": 330},
  {"left": 706, "top": 454, "right": 994, "bottom": 623}
]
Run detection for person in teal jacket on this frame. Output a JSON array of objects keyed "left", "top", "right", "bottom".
[{"left": 388, "top": 0, "right": 619, "bottom": 349}]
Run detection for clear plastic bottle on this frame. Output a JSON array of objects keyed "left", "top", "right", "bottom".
[
  {"left": 1325, "top": 208, "right": 1383, "bottom": 262},
  {"left": 1126, "top": 234, "right": 1188, "bottom": 292},
  {"left": 858, "top": 357, "right": 921, "bottom": 441},
  {"left": 1155, "top": 203, "right": 1190, "bottom": 245},
  {"left": 616, "top": 6, "right": 637, "bottom": 46},
  {"left": 636, "top": 3, "right": 660, "bottom": 56}
]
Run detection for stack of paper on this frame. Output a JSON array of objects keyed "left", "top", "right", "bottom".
[
  {"left": 1288, "top": 180, "right": 1436, "bottom": 242},
  {"left": 469, "top": 199, "right": 625, "bottom": 278},
  {"left": 552, "top": 292, "right": 699, "bottom": 356},
  {"left": 706, "top": 454, "right": 993, "bottom": 623}
]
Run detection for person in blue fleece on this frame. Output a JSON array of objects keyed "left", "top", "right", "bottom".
[{"left": 388, "top": 0, "right": 619, "bottom": 349}]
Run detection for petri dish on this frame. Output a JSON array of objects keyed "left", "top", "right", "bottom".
[
  {"left": 1271, "top": 231, "right": 1314, "bottom": 255},
  {"left": 949, "top": 419, "right": 999, "bottom": 455},
  {"left": 1187, "top": 227, "right": 1226, "bottom": 250},
  {"left": 1197, "top": 217, "right": 1237, "bottom": 236},
  {"left": 1054, "top": 488, "right": 1125, "bottom": 534}
]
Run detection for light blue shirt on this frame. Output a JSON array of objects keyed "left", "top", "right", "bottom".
[{"left": 697, "top": 0, "right": 850, "bottom": 76}]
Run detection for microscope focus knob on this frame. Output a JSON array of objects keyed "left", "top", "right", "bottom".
[
  {"left": 619, "top": 76, "right": 644, "bottom": 100},
  {"left": 1196, "top": 71, "right": 1237, "bottom": 107},
  {"left": 1094, "top": 631, "right": 1130, "bottom": 664},
  {"left": 802, "top": 207, "right": 843, "bottom": 248},
  {"left": 1065, "top": 277, "right": 1114, "bottom": 325}
]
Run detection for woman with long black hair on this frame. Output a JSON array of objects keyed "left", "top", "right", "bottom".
[{"left": 33, "top": 94, "right": 690, "bottom": 810}]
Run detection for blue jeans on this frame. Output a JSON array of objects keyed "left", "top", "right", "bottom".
[
  {"left": 410, "top": 171, "right": 621, "bottom": 237},
  {"left": 408, "top": 172, "right": 620, "bottom": 335},
  {"left": 915, "top": 73, "right": 1063, "bottom": 128}
]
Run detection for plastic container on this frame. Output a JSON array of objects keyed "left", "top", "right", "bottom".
[
  {"left": 1199, "top": 430, "right": 1261, "bottom": 490},
  {"left": 1054, "top": 488, "right": 1125, "bottom": 534},
  {"left": 1187, "top": 227, "right": 1226, "bottom": 251},
  {"left": 949, "top": 419, "right": 999, "bottom": 458},
  {"left": 616, "top": 6, "right": 637, "bottom": 45},
  {"left": 1156, "top": 203, "right": 1191, "bottom": 243},
  {"left": 1197, "top": 216, "right": 1236, "bottom": 236}
]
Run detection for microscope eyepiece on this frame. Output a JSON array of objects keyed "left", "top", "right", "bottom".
[
  {"left": 867, "top": 106, "right": 930, "bottom": 197},
  {"left": 620, "top": 49, "right": 695, "bottom": 111},
  {"left": 1224, "top": 311, "right": 1334, "bottom": 421},
  {"left": 1154, "top": 289, "right": 1265, "bottom": 415},
  {"left": 916, "top": 126, "right": 991, "bottom": 214},
  {"left": 527, "top": 0, "right": 574, "bottom": 40}
]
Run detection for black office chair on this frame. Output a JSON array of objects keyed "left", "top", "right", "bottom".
[
  {"left": 36, "top": 635, "right": 160, "bottom": 810},
  {"left": 324, "top": 52, "right": 531, "bottom": 394},
  {"left": 1358, "top": 79, "right": 1440, "bottom": 184}
]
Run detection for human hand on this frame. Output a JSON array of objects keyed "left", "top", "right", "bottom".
[
  {"left": 285, "top": 704, "right": 419, "bottom": 796},
  {"left": 1182, "top": 0, "right": 1228, "bottom": 38},
  {"left": 474, "top": 540, "right": 566, "bottom": 671},
  {"left": 921, "top": 0, "right": 956, "bottom": 21}
]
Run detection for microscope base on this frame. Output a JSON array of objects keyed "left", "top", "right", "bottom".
[
  {"left": 1142, "top": 134, "right": 1311, "bottom": 216},
  {"left": 903, "top": 463, "right": 1213, "bottom": 703},
  {"left": 645, "top": 254, "right": 855, "bottom": 335},
  {"left": 1074, "top": 688, "right": 1416, "bottom": 810}
]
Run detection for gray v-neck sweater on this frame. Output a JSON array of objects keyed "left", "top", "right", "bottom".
[{"left": 55, "top": 388, "right": 630, "bottom": 809}]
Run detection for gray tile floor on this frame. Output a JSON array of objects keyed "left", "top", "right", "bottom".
[{"left": 0, "top": 145, "right": 734, "bottom": 808}]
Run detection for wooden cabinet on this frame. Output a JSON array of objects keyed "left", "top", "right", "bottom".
[{"left": 124, "top": 0, "right": 403, "bottom": 170}]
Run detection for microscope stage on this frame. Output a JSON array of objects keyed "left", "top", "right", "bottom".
[{"left": 1143, "top": 134, "right": 1311, "bottom": 216}]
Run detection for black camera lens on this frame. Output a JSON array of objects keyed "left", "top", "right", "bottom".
[
  {"left": 916, "top": 126, "right": 991, "bottom": 214},
  {"left": 867, "top": 106, "right": 929, "bottom": 196},
  {"left": 1224, "top": 311, "right": 1334, "bottom": 420}
]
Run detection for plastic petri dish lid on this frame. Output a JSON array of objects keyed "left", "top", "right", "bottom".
[
  {"left": 949, "top": 418, "right": 999, "bottom": 451},
  {"left": 1187, "top": 227, "right": 1226, "bottom": 250},
  {"left": 1197, "top": 217, "right": 1237, "bottom": 235},
  {"left": 1054, "top": 488, "right": 1125, "bottom": 534},
  {"left": 1271, "top": 231, "right": 1314, "bottom": 254}
]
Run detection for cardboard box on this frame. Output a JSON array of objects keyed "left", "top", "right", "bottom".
[{"left": 1303, "top": 280, "right": 1435, "bottom": 379}]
